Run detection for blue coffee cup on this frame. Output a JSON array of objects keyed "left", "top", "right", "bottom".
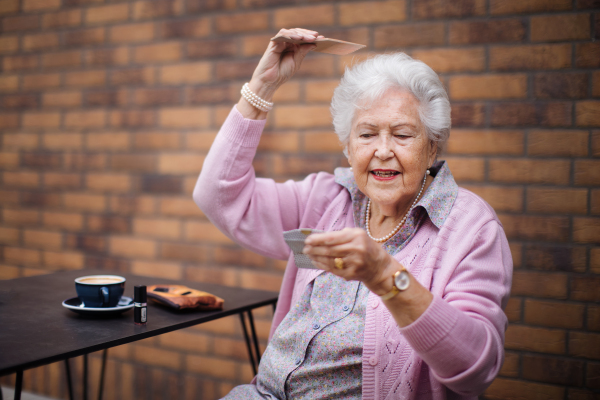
[{"left": 75, "top": 275, "right": 125, "bottom": 308}]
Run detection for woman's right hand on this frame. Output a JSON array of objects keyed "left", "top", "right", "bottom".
[{"left": 238, "top": 28, "right": 321, "bottom": 119}]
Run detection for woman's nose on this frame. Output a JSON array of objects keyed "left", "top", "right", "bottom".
[{"left": 374, "top": 137, "right": 394, "bottom": 159}]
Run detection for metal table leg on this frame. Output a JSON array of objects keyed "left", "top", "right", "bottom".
[
  {"left": 97, "top": 349, "right": 107, "bottom": 400},
  {"left": 64, "top": 359, "right": 74, "bottom": 400},
  {"left": 83, "top": 354, "right": 88, "bottom": 400},
  {"left": 246, "top": 310, "right": 262, "bottom": 365},
  {"left": 239, "top": 312, "right": 258, "bottom": 375},
  {"left": 13, "top": 371, "right": 22, "bottom": 400}
]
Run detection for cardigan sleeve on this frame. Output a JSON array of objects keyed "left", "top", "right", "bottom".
[
  {"left": 399, "top": 217, "right": 512, "bottom": 396},
  {"left": 193, "top": 106, "right": 330, "bottom": 261}
]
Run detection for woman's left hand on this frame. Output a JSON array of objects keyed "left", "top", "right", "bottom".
[{"left": 303, "top": 228, "right": 398, "bottom": 295}]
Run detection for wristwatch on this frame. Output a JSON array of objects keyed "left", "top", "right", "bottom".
[{"left": 379, "top": 267, "right": 410, "bottom": 301}]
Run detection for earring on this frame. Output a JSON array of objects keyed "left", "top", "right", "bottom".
[{"left": 426, "top": 165, "right": 430, "bottom": 175}]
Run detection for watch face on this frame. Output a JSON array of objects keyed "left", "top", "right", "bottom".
[{"left": 394, "top": 270, "right": 410, "bottom": 291}]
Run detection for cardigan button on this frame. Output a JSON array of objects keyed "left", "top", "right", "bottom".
[
  {"left": 369, "top": 356, "right": 378, "bottom": 366},
  {"left": 371, "top": 300, "right": 379, "bottom": 309}
]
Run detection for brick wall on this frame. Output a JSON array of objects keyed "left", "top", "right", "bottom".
[{"left": 0, "top": 0, "right": 599, "bottom": 398}]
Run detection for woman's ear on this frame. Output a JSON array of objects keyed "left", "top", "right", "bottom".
[{"left": 429, "top": 140, "right": 437, "bottom": 166}]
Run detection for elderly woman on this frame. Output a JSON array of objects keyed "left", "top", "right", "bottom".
[{"left": 194, "top": 28, "right": 512, "bottom": 399}]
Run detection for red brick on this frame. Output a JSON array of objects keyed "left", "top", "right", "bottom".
[
  {"left": 573, "top": 218, "right": 600, "bottom": 244},
  {"left": 43, "top": 251, "right": 83, "bottom": 270},
  {"left": 2, "top": 94, "right": 38, "bottom": 109},
  {"left": 158, "top": 330, "right": 209, "bottom": 353},
  {"left": 524, "top": 299, "right": 584, "bottom": 329},
  {"left": 86, "top": 173, "right": 131, "bottom": 193},
  {"left": 589, "top": 304, "right": 600, "bottom": 331},
  {"left": 505, "top": 324, "right": 566, "bottom": 354},
  {"left": 534, "top": 72, "right": 588, "bottom": 99},
  {"left": 593, "top": 72, "right": 600, "bottom": 97},
  {"left": 86, "top": 133, "right": 129, "bottom": 151},
  {"left": 188, "top": 0, "right": 235, "bottom": 12},
  {"left": 64, "top": 27, "right": 105, "bottom": 47},
  {"left": 110, "top": 67, "right": 155, "bottom": 86},
  {"left": 490, "top": 159, "right": 569, "bottom": 185},
  {"left": 240, "top": 270, "right": 283, "bottom": 291},
  {"left": 85, "top": 90, "right": 128, "bottom": 107},
  {"left": 576, "top": 101, "right": 600, "bottom": 126},
  {"left": 449, "top": 74, "right": 526, "bottom": 100},
  {"left": 571, "top": 275, "right": 600, "bottom": 302},
  {"left": 462, "top": 185, "right": 523, "bottom": 212},
  {"left": 156, "top": 153, "right": 204, "bottom": 174},
  {"left": 43, "top": 211, "right": 83, "bottom": 231},
  {"left": 22, "top": 112, "right": 61, "bottom": 128},
  {"left": 303, "top": 130, "right": 343, "bottom": 153},
  {"left": 109, "top": 22, "right": 154, "bottom": 43},
  {"left": 4, "top": 247, "right": 41, "bottom": 266},
  {"left": 185, "top": 355, "right": 237, "bottom": 379},
  {"left": 22, "top": 73, "right": 60, "bottom": 90},
  {"left": 2, "top": 15, "right": 39, "bottom": 32},
  {"left": 0, "top": 227, "right": 19, "bottom": 245},
  {"left": 446, "top": 129, "right": 523, "bottom": 155},
  {"left": 3, "top": 171, "right": 39, "bottom": 188},
  {"left": 135, "top": 87, "right": 182, "bottom": 105},
  {"left": 158, "top": 197, "right": 201, "bottom": 218},
  {"left": 258, "top": 132, "right": 299, "bottom": 153},
  {"left": 42, "top": 91, "right": 82, "bottom": 108},
  {"left": 42, "top": 51, "right": 82, "bottom": 69},
  {"left": 275, "top": 5, "right": 335, "bottom": 28},
  {"left": 531, "top": 14, "right": 591, "bottom": 42},
  {"left": 133, "top": 218, "right": 181, "bottom": 240},
  {"left": 109, "top": 110, "right": 155, "bottom": 128},
  {"left": 63, "top": 193, "right": 106, "bottom": 212},
  {"left": 42, "top": 9, "right": 82, "bottom": 29},
  {"left": 593, "top": 130, "right": 600, "bottom": 156},
  {"left": 160, "top": 242, "right": 206, "bottom": 263},
  {"left": 0, "top": 0, "right": 19, "bottom": 15},
  {"left": 338, "top": 1, "right": 406, "bottom": 25},
  {"left": 109, "top": 195, "right": 155, "bottom": 215},
  {"left": 159, "top": 62, "right": 211, "bottom": 84},
  {"left": 0, "top": 152, "right": 18, "bottom": 169},
  {"left": 0, "top": 35, "right": 18, "bottom": 54},
  {"left": 184, "top": 221, "right": 232, "bottom": 244},
  {"left": 491, "top": 102, "right": 572, "bottom": 127},
  {"left": 575, "top": 160, "right": 600, "bottom": 185},
  {"left": 0, "top": 75, "right": 19, "bottom": 92},
  {"left": 20, "top": 153, "right": 61, "bottom": 168},
  {"left": 159, "top": 107, "right": 210, "bottom": 128},
  {"left": 490, "top": 44, "right": 571, "bottom": 71},
  {"left": 23, "top": 230, "right": 62, "bottom": 250},
  {"left": 528, "top": 129, "right": 588, "bottom": 157},
  {"left": 185, "top": 265, "right": 237, "bottom": 287},
  {"left": 65, "top": 234, "right": 106, "bottom": 253},
  {"left": 504, "top": 298, "right": 522, "bottom": 323},
  {"left": 65, "top": 110, "right": 106, "bottom": 128},
  {"left": 501, "top": 214, "right": 570, "bottom": 242},
  {"left": 215, "top": 60, "right": 257, "bottom": 81},
  {"left": 444, "top": 157, "right": 485, "bottom": 182},
  {"left": 527, "top": 188, "right": 588, "bottom": 215},
  {"left": 374, "top": 22, "right": 445, "bottom": 48},
  {"left": 134, "top": 131, "right": 181, "bottom": 150},
  {"left": 569, "top": 332, "right": 600, "bottom": 360},
  {"left": 109, "top": 236, "right": 156, "bottom": 258},
  {"left": 411, "top": 48, "right": 485, "bottom": 73},
  {"left": 449, "top": 19, "right": 525, "bottom": 45},
  {"left": 576, "top": 43, "right": 600, "bottom": 68},
  {"left": 134, "top": 42, "right": 181, "bottom": 63},
  {"left": 65, "top": 70, "right": 106, "bottom": 87},
  {"left": 85, "top": 47, "right": 129, "bottom": 66},
  {"left": 522, "top": 355, "right": 584, "bottom": 386},
  {"left": 273, "top": 105, "right": 331, "bottom": 128},
  {"left": 110, "top": 154, "right": 156, "bottom": 172},
  {"left": 132, "top": 0, "right": 181, "bottom": 20},
  {"left": 3, "top": 55, "right": 38, "bottom": 72},
  {"left": 44, "top": 172, "right": 81, "bottom": 189},
  {"left": 131, "top": 260, "right": 182, "bottom": 280},
  {"left": 63, "top": 153, "right": 107, "bottom": 170},
  {"left": 412, "top": 0, "right": 484, "bottom": 19},
  {"left": 214, "top": 246, "right": 267, "bottom": 268},
  {"left": 85, "top": 4, "right": 129, "bottom": 25},
  {"left": 22, "top": 33, "right": 59, "bottom": 52},
  {"left": 3, "top": 208, "right": 39, "bottom": 226},
  {"left": 23, "top": 0, "right": 60, "bottom": 11},
  {"left": 525, "top": 245, "right": 587, "bottom": 273},
  {"left": 0, "top": 113, "right": 18, "bottom": 129},
  {"left": 160, "top": 18, "right": 210, "bottom": 39},
  {"left": 140, "top": 175, "right": 182, "bottom": 194},
  {"left": 187, "top": 38, "right": 237, "bottom": 59},
  {"left": 490, "top": 0, "right": 571, "bottom": 14},
  {"left": 215, "top": 11, "right": 268, "bottom": 34},
  {"left": 593, "top": 190, "right": 600, "bottom": 216}
]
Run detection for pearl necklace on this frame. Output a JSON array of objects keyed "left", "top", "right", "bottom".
[{"left": 366, "top": 172, "right": 428, "bottom": 243}]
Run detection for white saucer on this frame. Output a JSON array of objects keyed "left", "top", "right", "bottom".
[{"left": 62, "top": 296, "right": 134, "bottom": 316}]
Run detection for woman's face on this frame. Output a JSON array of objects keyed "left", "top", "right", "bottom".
[{"left": 346, "top": 87, "right": 437, "bottom": 215}]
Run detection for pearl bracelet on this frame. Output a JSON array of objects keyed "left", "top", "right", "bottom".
[{"left": 241, "top": 82, "right": 274, "bottom": 113}]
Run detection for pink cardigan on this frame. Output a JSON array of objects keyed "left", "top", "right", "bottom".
[{"left": 194, "top": 107, "right": 513, "bottom": 399}]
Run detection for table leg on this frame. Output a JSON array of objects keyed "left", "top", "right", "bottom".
[
  {"left": 13, "top": 371, "right": 22, "bottom": 400},
  {"left": 97, "top": 349, "right": 107, "bottom": 400},
  {"left": 83, "top": 354, "right": 88, "bottom": 400},
  {"left": 246, "top": 310, "right": 262, "bottom": 365},
  {"left": 64, "top": 359, "right": 74, "bottom": 400},
  {"left": 239, "top": 313, "right": 257, "bottom": 376}
]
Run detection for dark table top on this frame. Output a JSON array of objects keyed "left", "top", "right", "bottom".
[{"left": 0, "top": 270, "right": 278, "bottom": 376}]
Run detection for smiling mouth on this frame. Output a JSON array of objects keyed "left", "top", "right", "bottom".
[{"left": 371, "top": 170, "right": 400, "bottom": 178}]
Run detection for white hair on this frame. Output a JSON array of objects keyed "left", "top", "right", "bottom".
[{"left": 331, "top": 53, "right": 451, "bottom": 157}]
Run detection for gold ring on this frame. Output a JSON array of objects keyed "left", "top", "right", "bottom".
[{"left": 334, "top": 257, "right": 344, "bottom": 270}]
